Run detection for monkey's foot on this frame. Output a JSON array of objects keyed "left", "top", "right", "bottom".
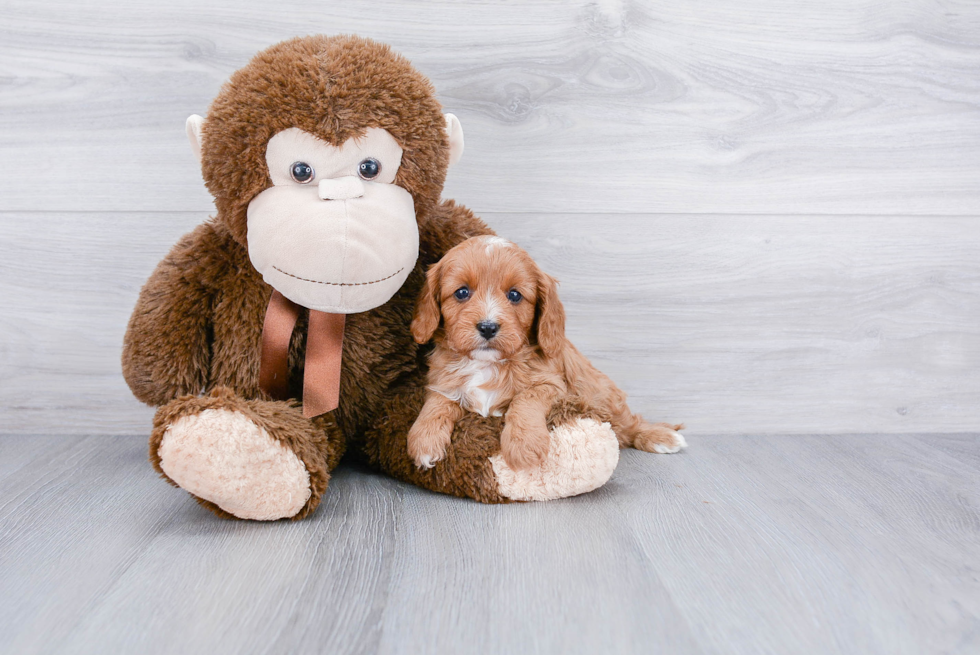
[
  {"left": 157, "top": 408, "right": 312, "bottom": 520},
  {"left": 490, "top": 418, "right": 620, "bottom": 501}
]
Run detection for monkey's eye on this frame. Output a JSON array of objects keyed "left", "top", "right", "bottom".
[
  {"left": 507, "top": 289, "right": 523, "bottom": 303},
  {"left": 454, "top": 286, "right": 470, "bottom": 301},
  {"left": 357, "top": 158, "right": 381, "bottom": 180},
  {"left": 290, "top": 162, "right": 315, "bottom": 184}
]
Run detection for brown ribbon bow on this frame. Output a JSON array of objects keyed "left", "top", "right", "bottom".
[{"left": 259, "top": 290, "right": 345, "bottom": 418}]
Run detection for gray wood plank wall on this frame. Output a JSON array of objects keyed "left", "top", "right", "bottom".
[{"left": 1, "top": 0, "right": 978, "bottom": 435}]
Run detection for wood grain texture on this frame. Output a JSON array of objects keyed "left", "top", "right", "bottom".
[
  {"left": 0, "top": 0, "right": 978, "bottom": 214},
  {"left": 0, "top": 435, "right": 404, "bottom": 655},
  {"left": 0, "top": 435, "right": 64, "bottom": 482},
  {"left": 0, "top": 434, "right": 977, "bottom": 654},
  {"left": 2, "top": 211, "right": 977, "bottom": 435}
]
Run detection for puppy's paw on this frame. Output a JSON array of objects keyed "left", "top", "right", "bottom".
[
  {"left": 634, "top": 422, "right": 687, "bottom": 454},
  {"left": 407, "top": 420, "right": 452, "bottom": 470},
  {"left": 501, "top": 423, "right": 551, "bottom": 471},
  {"left": 415, "top": 453, "right": 440, "bottom": 470},
  {"left": 409, "top": 442, "right": 447, "bottom": 470}
]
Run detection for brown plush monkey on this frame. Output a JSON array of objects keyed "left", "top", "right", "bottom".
[{"left": 122, "top": 35, "right": 621, "bottom": 520}]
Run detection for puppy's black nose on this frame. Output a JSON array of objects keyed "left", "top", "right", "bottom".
[{"left": 476, "top": 320, "right": 499, "bottom": 340}]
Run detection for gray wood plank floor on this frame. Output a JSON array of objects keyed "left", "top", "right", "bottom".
[{"left": 1, "top": 434, "right": 977, "bottom": 655}]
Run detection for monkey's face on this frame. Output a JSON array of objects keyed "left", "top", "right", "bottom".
[
  {"left": 246, "top": 127, "right": 419, "bottom": 313},
  {"left": 191, "top": 36, "right": 466, "bottom": 312}
]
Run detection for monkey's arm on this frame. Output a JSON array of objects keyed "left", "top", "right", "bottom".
[{"left": 122, "top": 223, "right": 217, "bottom": 406}]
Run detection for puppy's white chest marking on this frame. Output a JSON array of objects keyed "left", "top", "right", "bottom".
[{"left": 433, "top": 356, "right": 504, "bottom": 418}]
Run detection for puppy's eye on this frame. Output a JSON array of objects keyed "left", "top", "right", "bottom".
[
  {"left": 357, "top": 158, "right": 381, "bottom": 180},
  {"left": 454, "top": 286, "right": 470, "bottom": 301},
  {"left": 507, "top": 289, "right": 523, "bottom": 303},
  {"left": 290, "top": 162, "right": 315, "bottom": 184}
]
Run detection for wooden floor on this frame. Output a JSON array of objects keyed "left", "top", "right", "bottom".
[{"left": 1, "top": 434, "right": 977, "bottom": 655}]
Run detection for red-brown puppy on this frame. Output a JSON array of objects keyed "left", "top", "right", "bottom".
[{"left": 408, "top": 235, "right": 687, "bottom": 471}]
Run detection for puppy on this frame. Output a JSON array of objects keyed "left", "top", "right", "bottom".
[{"left": 408, "top": 235, "right": 687, "bottom": 471}]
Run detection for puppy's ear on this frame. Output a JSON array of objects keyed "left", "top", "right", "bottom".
[
  {"left": 411, "top": 261, "right": 443, "bottom": 344},
  {"left": 534, "top": 272, "right": 566, "bottom": 358}
]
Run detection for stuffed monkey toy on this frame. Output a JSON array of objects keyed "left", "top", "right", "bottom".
[{"left": 122, "top": 35, "right": 621, "bottom": 520}]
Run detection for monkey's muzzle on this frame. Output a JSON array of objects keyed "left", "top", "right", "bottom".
[{"left": 246, "top": 181, "right": 418, "bottom": 314}]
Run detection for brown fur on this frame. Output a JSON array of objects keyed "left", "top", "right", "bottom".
[
  {"left": 408, "top": 237, "right": 685, "bottom": 471},
  {"left": 122, "top": 36, "right": 517, "bottom": 516}
]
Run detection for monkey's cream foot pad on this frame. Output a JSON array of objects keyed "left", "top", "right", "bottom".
[
  {"left": 158, "top": 408, "right": 311, "bottom": 520},
  {"left": 490, "top": 418, "right": 620, "bottom": 501}
]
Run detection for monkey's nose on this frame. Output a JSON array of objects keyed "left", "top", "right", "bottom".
[
  {"left": 319, "top": 176, "right": 365, "bottom": 201},
  {"left": 476, "top": 320, "right": 499, "bottom": 340}
]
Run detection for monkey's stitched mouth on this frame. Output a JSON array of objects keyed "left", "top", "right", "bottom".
[{"left": 272, "top": 265, "right": 405, "bottom": 287}]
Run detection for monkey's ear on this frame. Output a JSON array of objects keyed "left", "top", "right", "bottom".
[
  {"left": 411, "top": 261, "right": 443, "bottom": 344},
  {"left": 185, "top": 114, "right": 204, "bottom": 165},
  {"left": 444, "top": 113, "right": 464, "bottom": 167}
]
